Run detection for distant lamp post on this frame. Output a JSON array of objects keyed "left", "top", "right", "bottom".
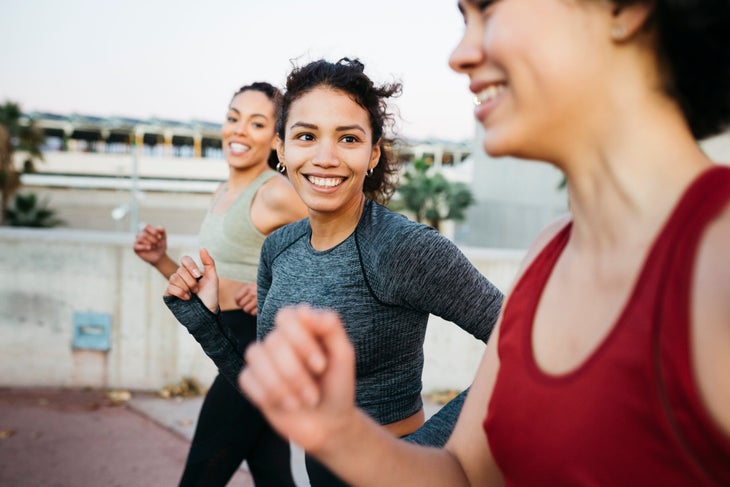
[{"left": 129, "top": 129, "right": 144, "bottom": 232}]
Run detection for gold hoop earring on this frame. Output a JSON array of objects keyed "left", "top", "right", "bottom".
[{"left": 275, "top": 161, "right": 286, "bottom": 174}]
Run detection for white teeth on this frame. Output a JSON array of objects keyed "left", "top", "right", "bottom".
[
  {"left": 307, "top": 176, "right": 344, "bottom": 188},
  {"left": 474, "top": 84, "right": 506, "bottom": 106},
  {"left": 229, "top": 142, "right": 250, "bottom": 153}
]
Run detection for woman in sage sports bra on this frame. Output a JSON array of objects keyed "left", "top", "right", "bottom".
[{"left": 133, "top": 82, "right": 306, "bottom": 486}]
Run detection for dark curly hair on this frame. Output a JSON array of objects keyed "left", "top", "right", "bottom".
[
  {"left": 276, "top": 58, "right": 402, "bottom": 204},
  {"left": 231, "top": 81, "right": 282, "bottom": 169},
  {"left": 616, "top": 0, "right": 730, "bottom": 139}
]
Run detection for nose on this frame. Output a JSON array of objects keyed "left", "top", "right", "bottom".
[
  {"left": 448, "top": 18, "right": 484, "bottom": 75},
  {"left": 232, "top": 120, "right": 247, "bottom": 136},
  {"left": 312, "top": 138, "right": 340, "bottom": 167}
]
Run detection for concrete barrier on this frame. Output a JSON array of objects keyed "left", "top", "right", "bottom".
[{"left": 0, "top": 227, "right": 523, "bottom": 393}]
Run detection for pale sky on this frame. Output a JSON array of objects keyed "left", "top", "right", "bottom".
[{"left": 1, "top": 0, "right": 478, "bottom": 142}]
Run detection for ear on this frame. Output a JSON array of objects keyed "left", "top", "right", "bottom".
[
  {"left": 610, "top": 1, "right": 654, "bottom": 42},
  {"left": 270, "top": 134, "right": 280, "bottom": 151},
  {"left": 276, "top": 138, "right": 285, "bottom": 163},
  {"left": 369, "top": 139, "right": 381, "bottom": 171}
]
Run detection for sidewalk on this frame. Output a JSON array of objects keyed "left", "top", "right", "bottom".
[
  {"left": 128, "top": 392, "right": 309, "bottom": 486},
  {"left": 0, "top": 387, "right": 254, "bottom": 487},
  {"left": 0, "top": 387, "right": 442, "bottom": 486}
]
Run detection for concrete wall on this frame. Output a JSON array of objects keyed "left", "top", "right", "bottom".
[
  {"left": 0, "top": 228, "right": 523, "bottom": 394},
  {"left": 461, "top": 154, "right": 568, "bottom": 249},
  {"left": 0, "top": 228, "right": 216, "bottom": 391},
  {"left": 450, "top": 129, "right": 568, "bottom": 249}
]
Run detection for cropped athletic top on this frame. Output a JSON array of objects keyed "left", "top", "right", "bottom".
[
  {"left": 484, "top": 165, "right": 730, "bottom": 486},
  {"left": 258, "top": 198, "right": 503, "bottom": 425},
  {"left": 165, "top": 199, "right": 504, "bottom": 445},
  {"left": 198, "top": 170, "right": 277, "bottom": 283}
]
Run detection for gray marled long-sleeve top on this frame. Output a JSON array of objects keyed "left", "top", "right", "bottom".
[
  {"left": 258, "top": 199, "right": 502, "bottom": 425},
  {"left": 165, "top": 199, "right": 503, "bottom": 443}
]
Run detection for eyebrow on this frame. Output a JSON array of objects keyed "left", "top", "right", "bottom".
[
  {"left": 457, "top": 0, "right": 472, "bottom": 15},
  {"left": 227, "top": 107, "right": 270, "bottom": 120},
  {"left": 289, "top": 121, "right": 367, "bottom": 134}
]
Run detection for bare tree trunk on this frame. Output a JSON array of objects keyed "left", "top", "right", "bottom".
[{"left": 428, "top": 218, "right": 441, "bottom": 233}]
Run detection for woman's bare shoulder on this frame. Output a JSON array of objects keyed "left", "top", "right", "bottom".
[
  {"left": 691, "top": 200, "right": 730, "bottom": 436},
  {"left": 514, "top": 213, "right": 572, "bottom": 284},
  {"left": 254, "top": 174, "right": 308, "bottom": 229}
]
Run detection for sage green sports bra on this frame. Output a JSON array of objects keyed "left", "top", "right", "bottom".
[{"left": 198, "top": 170, "right": 277, "bottom": 283}]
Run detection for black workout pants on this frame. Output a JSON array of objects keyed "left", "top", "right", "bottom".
[{"left": 178, "top": 309, "right": 295, "bottom": 487}]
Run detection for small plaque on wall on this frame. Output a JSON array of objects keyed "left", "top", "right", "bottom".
[{"left": 72, "top": 312, "right": 112, "bottom": 351}]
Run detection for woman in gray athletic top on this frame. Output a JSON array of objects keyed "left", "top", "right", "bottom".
[{"left": 164, "top": 58, "right": 503, "bottom": 486}]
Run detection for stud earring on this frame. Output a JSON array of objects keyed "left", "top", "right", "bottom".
[{"left": 611, "top": 24, "right": 626, "bottom": 40}]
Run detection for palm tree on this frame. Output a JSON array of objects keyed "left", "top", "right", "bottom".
[
  {"left": 0, "top": 102, "right": 45, "bottom": 225},
  {"left": 393, "top": 158, "right": 475, "bottom": 233}
]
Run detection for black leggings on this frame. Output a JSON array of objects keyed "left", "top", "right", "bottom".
[
  {"left": 305, "top": 455, "right": 350, "bottom": 486},
  {"left": 178, "top": 309, "right": 295, "bottom": 487}
]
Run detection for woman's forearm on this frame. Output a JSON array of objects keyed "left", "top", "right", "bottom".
[{"left": 316, "top": 409, "right": 471, "bottom": 487}]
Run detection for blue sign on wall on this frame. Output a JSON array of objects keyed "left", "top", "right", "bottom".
[{"left": 72, "top": 312, "right": 112, "bottom": 351}]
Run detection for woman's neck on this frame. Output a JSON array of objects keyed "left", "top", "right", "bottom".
[
  {"left": 562, "top": 109, "right": 711, "bottom": 254},
  {"left": 549, "top": 48, "right": 716, "bottom": 253},
  {"left": 226, "top": 162, "right": 269, "bottom": 193},
  {"left": 308, "top": 194, "right": 367, "bottom": 251}
]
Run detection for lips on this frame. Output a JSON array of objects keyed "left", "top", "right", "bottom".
[
  {"left": 305, "top": 175, "right": 345, "bottom": 188},
  {"left": 474, "top": 83, "right": 506, "bottom": 106},
  {"left": 228, "top": 142, "right": 250, "bottom": 154}
]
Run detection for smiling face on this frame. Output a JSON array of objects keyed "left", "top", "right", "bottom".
[
  {"left": 278, "top": 86, "right": 380, "bottom": 218},
  {"left": 450, "top": 0, "right": 613, "bottom": 162},
  {"left": 221, "top": 89, "right": 277, "bottom": 171}
]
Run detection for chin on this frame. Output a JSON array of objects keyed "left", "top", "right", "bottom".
[
  {"left": 305, "top": 198, "right": 341, "bottom": 215},
  {"left": 481, "top": 126, "right": 533, "bottom": 160},
  {"left": 230, "top": 159, "right": 256, "bottom": 170},
  {"left": 481, "top": 139, "right": 514, "bottom": 159}
]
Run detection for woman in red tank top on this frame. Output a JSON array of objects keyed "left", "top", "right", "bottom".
[{"left": 236, "top": 1, "right": 730, "bottom": 485}]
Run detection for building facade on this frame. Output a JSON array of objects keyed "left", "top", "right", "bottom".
[{"left": 455, "top": 127, "right": 730, "bottom": 250}]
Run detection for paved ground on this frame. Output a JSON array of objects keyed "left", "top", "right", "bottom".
[
  {"left": 129, "top": 392, "right": 310, "bottom": 486},
  {"left": 0, "top": 387, "right": 254, "bottom": 487},
  {"left": 0, "top": 387, "right": 442, "bottom": 486}
]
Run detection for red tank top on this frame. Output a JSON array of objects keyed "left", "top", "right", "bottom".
[{"left": 484, "top": 165, "right": 730, "bottom": 486}]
